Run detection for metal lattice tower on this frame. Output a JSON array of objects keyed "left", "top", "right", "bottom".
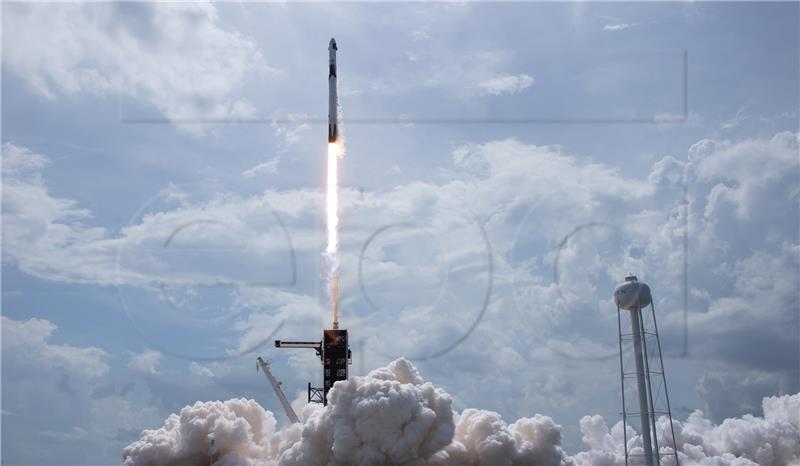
[{"left": 614, "top": 275, "right": 680, "bottom": 466}]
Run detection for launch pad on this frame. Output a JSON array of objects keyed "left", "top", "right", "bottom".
[{"left": 275, "top": 329, "right": 350, "bottom": 405}]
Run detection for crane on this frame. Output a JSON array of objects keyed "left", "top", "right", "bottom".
[{"left": 256, "top": 357, "right": 300, "bottom": 424}]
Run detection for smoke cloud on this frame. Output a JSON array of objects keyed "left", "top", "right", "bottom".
[
  {"left": 121, "top": 398, "right": 302, "bottom": 466},
  {"left": 573, "top": 392, "right": 799, "bottom": 466},
  {"left": 123, "top": 359, "right": 798, "bottom": 466},
  {"left": 123, "top": 358, "right": 572, "bottom": 465}
]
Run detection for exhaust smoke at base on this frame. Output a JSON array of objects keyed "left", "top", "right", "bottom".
[{"left": 121, "top": 358, "right": 800, "bottom": 466}]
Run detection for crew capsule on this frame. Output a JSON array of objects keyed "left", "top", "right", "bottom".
[{"left": 328, "top": 38, "right": 339, "bottom": 143}]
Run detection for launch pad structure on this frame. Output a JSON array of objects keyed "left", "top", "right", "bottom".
[{"left": 274, "top": 329, "right": 351, "bottom": 405}]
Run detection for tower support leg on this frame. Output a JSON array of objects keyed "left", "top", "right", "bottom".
[{"left": 630, "top": 308, "right": 655, "bottom": 466}]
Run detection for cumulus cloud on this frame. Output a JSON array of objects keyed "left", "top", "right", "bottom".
[
  {"left": 478, "top": 74, "right": 535, "bottom": 96},
  {"left": 1, "top": 143, "right": 299, "bottom": 288},
  {"left": 5, "top": 131, "right": 798, "bottom": 365},
  {"left": 3, "top": 131, "right": 798, "bottom": 446},
  {"left": 1, "top": 137, "right": 642, "bottom": 294},
  {"left": 123, "top": 358, "right": 573, "bottom": 466},
  {"left": 191, "top": 362, "right": 215, "bottom": 378},
  {"left": 2, "top": 315, "right": 109, "bottom": 377},
  {"left": 670, "top": 131, "right": 800, "bottom": 377},
  {"left": 2, "top": 143, "right": 97, "bottom": 278},
  {"left": 697, "top": 370, "right": 793, "bottom": 423},
  {"left": 128, "top": 350, "right": 162, "bottom": 375},
  {"left": 3, "top": 2, "right": 268, "bottom": 127},
  {"left": 692, "top": 131, "right": 797, "bottom": 220},
  {"left": 1, "top": 314, "right": 170, "bottom": 463}
]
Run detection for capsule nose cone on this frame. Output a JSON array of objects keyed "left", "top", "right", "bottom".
[{"left": 329, "top": 38, "right": 337, "bottom": 51}]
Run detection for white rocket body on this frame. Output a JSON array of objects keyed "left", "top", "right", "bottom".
[{"left": 328, "top": 38, "right": 338, "bottom": 143}]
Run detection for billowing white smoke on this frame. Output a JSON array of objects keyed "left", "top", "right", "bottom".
[
  {"left": 121, "top": 398, "right": 303, "bottom": 466},
  {"left": 573, "top": 393, "right": 800, "bottom": 466},
  {"left": 279, "top": 358, "right": 454, "bottom": 465},
  {"left": 437, "top": 410, "right": 573, "bottom": 466},
  {"left": 122, "top": 358, "right": 798, "bottom": 466},
  {"left": 123, "top": 358, "right": 572, "bottom": 466}
]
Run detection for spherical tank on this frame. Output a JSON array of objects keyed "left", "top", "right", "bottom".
[{"left": 614, "top": 275, "right": 652, "bottom": 310}]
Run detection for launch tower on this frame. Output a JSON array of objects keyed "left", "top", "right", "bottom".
[{"left": 274, "top": 329, "right": 350, "bottom": 405}]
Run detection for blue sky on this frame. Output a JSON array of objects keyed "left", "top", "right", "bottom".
[{"left": 2, "top": 2, "right": 799, "bottom": 464}]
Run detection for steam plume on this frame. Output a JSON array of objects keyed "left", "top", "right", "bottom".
[
  {"left": 123, "top": 358, "right": 572, "bottom": 466},
  {"left": 573, "top": 392, "right": 799, "bottom": 466},
  {"left": 122, "top": 359, "right": 799, "bottom": 466}
]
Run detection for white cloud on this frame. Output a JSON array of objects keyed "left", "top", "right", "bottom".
[
  {"left": 3, "top": 2, "right": 268, "bottom": 129},
  {"left": 602, "top": 23, "right": 635, "bottom": 31},
  {"left": 1, "top": 315, "right": 109, "bottom": 377},
  {"left": 242, "top": 157, "right": 280, "bottom": 178},
  {"left": 271, "top": 114, "right": 311, "bottom": 150},
  {"left": 478, "top": 74, "right": 535, "bottom": 96},
  {"left": 128, "top": 350, "right": 162, "bottom": 375},
  {"left": 241, "top": 113, "right": 310, "bottom": 178},
  {"left": 3, "top": 131, "right": 797, "bottom": 437},
  {"left": 40, "top": 427, "right": 89, "bottom": 441},
  {"left": 2, "top": 143, "right": 96, "bottom": 266},
  {"left": 697, "top": 369, "right": 793, "bottom": 423},
  {"left": 190, "top": 362, "right": 214, "bottom": 378},
  {"left": 759, "top": 110, "right": 799, "bottom": 123},
  {"left": 229, "top": 289, "right": 322, "bottom": 356},
  {"left": 2, "top": 143, "right": 301, "bottom": 288},
  {"left": 0, "top": 314, "right": 166, "bottom": 463},
  {"left": 353, "top": 46, "right": 536, "bottom": 99},
  {"left": 721, "top": 107, "right": 750, "bottom": 131},
  {"left": 693, "top": 132, "right": 797, "bottom": 207},
  {"left": 2, "top": 143, "right": 124, "bottom": 285},
  {"left": 1, "top": 142, "right": 49, "bottom": 175}
]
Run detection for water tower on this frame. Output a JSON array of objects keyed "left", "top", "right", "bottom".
[{"left": 614, "top": 275, "right": 680, "bottom": 466}]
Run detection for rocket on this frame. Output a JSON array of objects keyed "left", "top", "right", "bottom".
[{"left": 328, "top": 38, "right": 339, "bottom": 143}]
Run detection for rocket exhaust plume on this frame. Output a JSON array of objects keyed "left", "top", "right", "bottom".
[
  {"left": 327, "top": 37, "right": 341, "bottom": 329},
  {"left": 122, "top": 358, "right": 800, "bottom": 466}
]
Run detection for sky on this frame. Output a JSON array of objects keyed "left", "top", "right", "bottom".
[{"left": 2, "top": 1, "right": 799, "bottom": 464}]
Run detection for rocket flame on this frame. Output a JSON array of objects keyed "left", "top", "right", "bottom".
[
  {"left": 326, "top": 142, "right": 340, "bottom": 256},
  {"left": 327, "top": 142, "right": 341, "bottom": 328}
]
